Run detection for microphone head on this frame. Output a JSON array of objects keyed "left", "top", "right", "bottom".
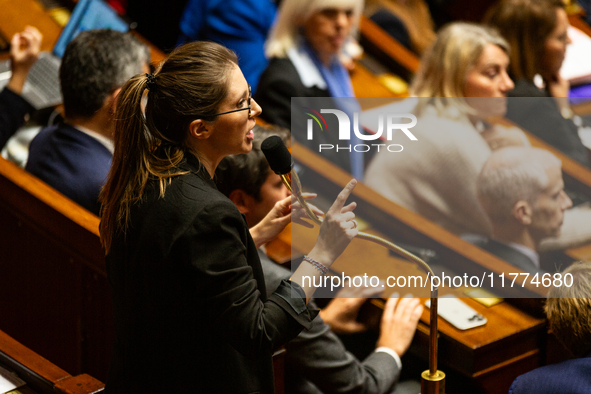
[{"left": 261, "top": 136, "right": 293, "bottom": 175}]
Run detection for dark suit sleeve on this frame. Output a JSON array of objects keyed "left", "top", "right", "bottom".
[
  {"left": 0, "top": 87, "right": 34, "bottom": 149},
  {"left": 185, "top": 200, "right": 316, "bottom": 359},
  {"left": 262, "top": 257, "right": 400, "bottom": 394},
  {"left": 288, "top": 315, "right": 400, "bottom": 394}
]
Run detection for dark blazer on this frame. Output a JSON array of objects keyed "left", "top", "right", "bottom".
[
  {"left": 509, "top": 353, "right": 591, "bottom": 394},
  {"left": 104, "top": 154, "right": 317, "bottom": 393},
  {"left": 466, "top": 237, "right": 544, "bottom": 276},
  {"left": 259, "top": 250, "right": 400, "bottom": 394},
  {"left": 0, "top": 87, "right": 34, "bottom": 149},
  {"left": 255, "top": 57, "right": 355, "bottom": 174},
  {"left": 506, "top": 78, "right": 590, "bottom": 167},
  {"left": 25, "top": 123, "right": 112, "bottom": 215}
]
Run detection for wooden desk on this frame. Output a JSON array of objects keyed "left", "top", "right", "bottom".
[
  {"left": 0, "top": 329, "right": 104, "bottom": 394},
  {"left": 288, "top": 142, "right": 545, "bottom": 394}
]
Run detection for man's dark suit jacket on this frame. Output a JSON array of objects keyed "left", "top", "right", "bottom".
[
  {"left": 26, "top": 123, "right": 112, "bottom": 215},
  {"left": 0, "top": 87, "right": 33, "bottom": 149},
  {"left": 467, "top": 237, "right": 545, "bottom": 276},
  {"left": 255, "top": 57, "right": 355, "bottom": 174},
  {"left": 509, "top": 353, "right": 591, "bottom": 394},
  {"left": 259, "top": 250, "right": 400, "bottom": 394},
  {"left": 104, "top": 154, "right": 316, "bottom": 393}
]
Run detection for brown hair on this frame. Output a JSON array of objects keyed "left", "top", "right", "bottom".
[
  {"left": 546, "top": 261, "right": 591, "bottom": 357},
  {"left": 485, "top": 0, "right": 565, "bottom": 81},
  {"left": 100, "top": 41, "right": 238, "bottom": 252}
]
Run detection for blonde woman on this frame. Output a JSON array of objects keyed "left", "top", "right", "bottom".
[{"left": 365, "top": 23, "right": 518, "bottom": 237}]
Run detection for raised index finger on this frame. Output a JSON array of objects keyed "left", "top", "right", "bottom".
[{"left": 327, "top": 179, "right": 357, "bottom": 215}]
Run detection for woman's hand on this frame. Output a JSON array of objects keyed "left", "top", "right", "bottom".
[
  {"left": 7, "top": 26, "right": 42, "bottom": 94},
  {"left": 307, "top": 179, "right": 358, "bottom": 267},
  {"left": 250, "top": 193, "right": 321, "bottom": 248}
]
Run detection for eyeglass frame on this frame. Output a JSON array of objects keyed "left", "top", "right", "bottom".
[{"left": 201, "top": 84, "right": 252, "bottom": 118}]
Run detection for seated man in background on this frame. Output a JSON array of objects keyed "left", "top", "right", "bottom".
[
  {"left": 215, "top": 125, "right": 423, "bottom": 394},
  {"left": 26, "top": 29, "right": 150, "bottom": 216},
  {"left": 472, "top": 147, "right": 572, "bottom": 274},
  {"left": 509, "top": 261, "right": 591, "bottom": 393},
  {"left": 0, "top": 26, "right": 42, "bottom": 148}
]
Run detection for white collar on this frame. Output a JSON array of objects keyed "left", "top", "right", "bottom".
[
  {"left": 287, "top": 45, "right": 327, "bottom": 90},
  {"left": 74, "top": 124, "right": 114, "bottom": 154}
]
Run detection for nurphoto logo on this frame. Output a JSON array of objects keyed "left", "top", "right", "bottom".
[{"left": 303, "top": 107, "right": 418, "bottom": 153}]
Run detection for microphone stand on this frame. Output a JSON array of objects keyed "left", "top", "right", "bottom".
[{"left": 283, "top": 169, "right": 446, "bottom": 394}]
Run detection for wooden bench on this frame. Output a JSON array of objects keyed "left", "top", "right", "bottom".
[
  {"left": 0, "top": 156, "right": 288, "bottom": 391},
  {"left": 0, "top": 156, "right": 112, "bottom": 380},
  {"left": 0, "top": 329, "right": 104, "bottom": 394}
]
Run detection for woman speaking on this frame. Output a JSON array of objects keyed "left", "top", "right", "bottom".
[{"left": 100, "top": 41, "right": 358, "bottom": 393}]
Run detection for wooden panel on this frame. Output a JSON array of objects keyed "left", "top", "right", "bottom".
[{"left": 0, "top": 157, "right": 112, "bottom": 381}]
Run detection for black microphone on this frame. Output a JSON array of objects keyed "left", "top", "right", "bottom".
[{"left": 261, "top": 136, "right": 293, "bottom": 175}]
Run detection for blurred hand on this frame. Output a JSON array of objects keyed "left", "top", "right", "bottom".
[
  {"left": 7, "top": 26, "right": 42, "bottom": 94},
  {"left": 376, "top": 296, "right": 423, "bottom": 357},
  {"left": 319, "top": 286, "right": 383, "bottom": 334},
  {"left": 307, "top": 179, "right": 358, "bottom": 266}
]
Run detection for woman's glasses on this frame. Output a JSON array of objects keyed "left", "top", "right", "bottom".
[{"left": 210, "top": 84, "right": 252, "bottom": 117}]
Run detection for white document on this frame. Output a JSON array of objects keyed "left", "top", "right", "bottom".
[{"left": 0, "top": 365, "right": 26, "bottom": 394}]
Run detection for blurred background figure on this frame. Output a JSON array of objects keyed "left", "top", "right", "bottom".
[
  {"left": 474, "top": 147, "right": 572, "bottom": 274},
  {"left": 255, "top": 0, "right": 366, "bottom": 178},
  {"left": 365, "top": 23, "right": 522, "bottom": 238},
  {"left": 486, "top": 0, "right": 591, "bottom": 167},
  {"left": 177, "top": 0, "right": 278, "bottom": 91},
  {"left": 25, "top": 30, "right": 150, "bottom": 215},
  {"left": 0, "top": 26, "right": 42, "bottom": 148}
]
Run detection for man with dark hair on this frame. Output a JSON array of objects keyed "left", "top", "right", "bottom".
[
  {"left": 26, "top": 29, "right": 150, "bottom": 215},
  {"left": 215, "top": 125, "right": 423, "bottom": 394},
  {"left": 509, "top": 261, "right": 591, "bottom": 393}
]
